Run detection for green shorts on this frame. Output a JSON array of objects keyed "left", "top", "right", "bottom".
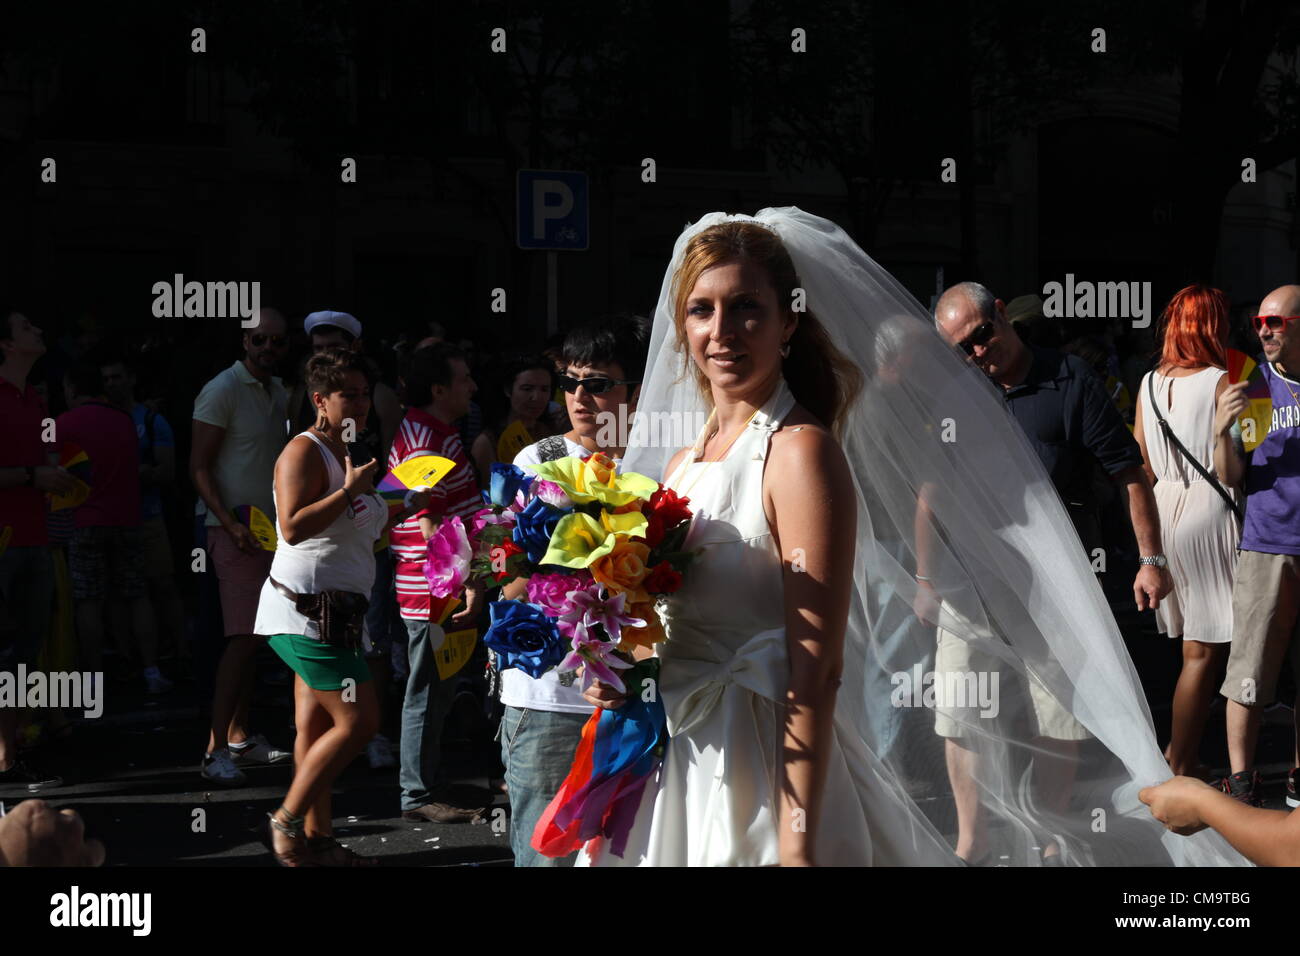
[{"left": 267, "top": 633, "right": 372, "bottom": 691}]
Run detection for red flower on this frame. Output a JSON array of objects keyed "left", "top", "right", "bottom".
[
  {"left": 648, "top": 487, "right": 692, "bottom": 530},
  {"left": 641, "top": 514, "right": 665, "bottom": 549},
  {"left": 489, "top": 539, "right": 525, "bottom": 582},
  {"left": 643, "top": 561, "right": 683, "bottom": 594}
]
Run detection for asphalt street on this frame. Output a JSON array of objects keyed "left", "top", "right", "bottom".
[{"left": 2, "top": 599, "right": 1295, "bottom": 867}]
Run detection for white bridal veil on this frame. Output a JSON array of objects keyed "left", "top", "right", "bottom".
[{"left": 624, "top": 207, "right": 1245, "bottom": 866}]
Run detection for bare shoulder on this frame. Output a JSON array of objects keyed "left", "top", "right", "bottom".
[
  {"left": 768, "top": 405, "right": 845, "bottom": 471},
  {"left": 278, "top": 434, "right": 323, "bottom": 477},
  {"left": 765, "top": 404, "right": 853, "bottom": 509}
]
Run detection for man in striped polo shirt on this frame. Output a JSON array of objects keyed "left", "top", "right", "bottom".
[{"left": 390, "top": 344, "right": 486, "bottom": 823}]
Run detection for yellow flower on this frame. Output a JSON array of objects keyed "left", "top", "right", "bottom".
[
  {"left": 590, "top": 540, "right": 652, "bottom": 604},
  {"left": 539, "top": 513, "right": 614, "bottom": 568},
  {"left": 533, "top": 453, "right": 658, "bottom": 508},
  {"left": 539, "top": 508, "right": 649, "bottom": 569}
]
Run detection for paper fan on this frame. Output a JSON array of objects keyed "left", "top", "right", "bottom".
[
  {"left": 376, "top": 455, "right": 456, "bottom": 503},
  {"left": 1226, "top": 349, "right": 1272, "bottom": 452},
  {"left": 233, "top": 504, "right": 278, "bottom": 552},
  {"left": 59, "top": 443, "right": 92, "bottom": 484},
  {"left": 496, "top": 420, "right": 533, "bottom": 464}
]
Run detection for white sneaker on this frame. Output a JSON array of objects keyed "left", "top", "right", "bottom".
[
  {"left": 200, "top": 749, "right": 246, "bottom": 787},
  {"left": 366, "top": 733, "right": 397, "bottom": 770},
  {"left": 145, "top": 673, "right": 174, "bottom": 695},
  {"left": 229, "top": 733, "right": 293, "bottom": 766}
]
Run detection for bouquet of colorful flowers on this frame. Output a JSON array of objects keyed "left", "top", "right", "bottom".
[{"left": 425, "top": 452, "right": 697, "bottom": 858}]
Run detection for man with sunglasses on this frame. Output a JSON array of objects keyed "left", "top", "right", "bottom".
[
  {"left": 1213, "top": 285, "right": 1300, "bottom": 808},
  {"left": 191, "top": 308, "right": 294, "bottom": 786},
  {"left": 496, "top": 314, "right": 649, "bottom": 866},
  {"left": 935, "top": 282, "right": 1168, "bottom": 603},
  {"left": 933, "top": 282, "right": 1169, "bottom": 863}
]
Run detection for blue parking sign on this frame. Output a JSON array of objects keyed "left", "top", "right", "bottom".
[{"left": 517, "top": 170, "right": 588, "bottom": 250}]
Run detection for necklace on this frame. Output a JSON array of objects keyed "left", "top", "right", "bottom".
[
  {"left": 675, "top": 406, "right": 761, "bottom": 500},
  {"left": 1274, "top": 363, "right": 1300, "bottom": 418}
]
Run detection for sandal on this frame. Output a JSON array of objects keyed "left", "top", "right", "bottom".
[
  {"left": 263, "top": 808, "right": 317, "bottom": 867},
  {"left": 307, "top": 835, "right": 380, "bottom": 867}
]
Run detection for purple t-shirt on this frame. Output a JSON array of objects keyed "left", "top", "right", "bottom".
[{"left": 1240, "top": 361, "right": 1300, "bottom": 555}]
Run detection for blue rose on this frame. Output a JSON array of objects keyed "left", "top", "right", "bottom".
[
  {"left": 489, "top": 463, "right": 533, "bottom": 508},
  {"left": 512, "top": 496, "right": 568, "bottom": 565},
  {"left": 483, "top": 600, "right": 567, "bottom": 679}
]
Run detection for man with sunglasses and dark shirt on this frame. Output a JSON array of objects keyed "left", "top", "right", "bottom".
[
  {"left": 932, "top": 282, "right": 1170, "bottom": 864},
  {"left": 191, "top": 309, "right": 294, "bottom": 786},
  {"left": 1210, "top": 284, "right": 1300, "bottom": 807}
]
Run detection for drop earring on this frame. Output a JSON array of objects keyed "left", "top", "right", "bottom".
[{"left": 780, "top": 340, "right": 791, "bottom": 359}]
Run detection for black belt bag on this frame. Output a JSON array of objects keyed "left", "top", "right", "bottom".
[{"left": 270, "top": 576, "right": 368, "bottom": 649}]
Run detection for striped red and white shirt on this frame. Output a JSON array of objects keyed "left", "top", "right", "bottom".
[{"left": 388, "top": 406, "right": 482, "bottom": 621}]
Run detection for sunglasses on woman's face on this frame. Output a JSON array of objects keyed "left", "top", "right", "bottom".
[
  {"left": 957, "top": 321, "right": 996, "bottom": 355},
  {"left": 1251, "top": 314, "right": 1300, "bottom": 333},
  {"left": 249, "top": 333, "right": 287, "bottom": 348},
  {"left": 558, "top": 375, "right": 640, "bottom": 395}
]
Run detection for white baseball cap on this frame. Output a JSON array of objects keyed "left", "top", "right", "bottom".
[{"left": 304, "top": 310, "right": 362, "bottom": 339}]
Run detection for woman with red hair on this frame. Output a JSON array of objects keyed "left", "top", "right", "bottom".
[{"left": 1134, "top": 284, "right": 1241, "bottom": 781}]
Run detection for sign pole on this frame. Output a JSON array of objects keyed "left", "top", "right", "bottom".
[{"left": 547, "top": 251, "right": 558, "bottom": 337}]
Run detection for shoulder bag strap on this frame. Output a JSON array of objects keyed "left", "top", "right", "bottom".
[{"left": 1146, "top": 373, "right": 1243, "bottom": 522}]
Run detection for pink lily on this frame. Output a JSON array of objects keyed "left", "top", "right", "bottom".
[{"left": 560, "top": 632, "right": 635, "bottom": 694}]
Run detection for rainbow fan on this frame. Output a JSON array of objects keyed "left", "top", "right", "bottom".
[
  {"left": 1227, "top": 348, "right": 1272, "bottom": 452},
  {"left": 60, "top": 444, "right": 92, "bottom": 483},
  {"left": 233, "top": 504, "right": 278, "bottom": 552},
  {"left": 376, "top": 455, "right": 456, "bottom": 505},
  {"left": 48, "top": 444, "right": 91, "bottom": 511}
]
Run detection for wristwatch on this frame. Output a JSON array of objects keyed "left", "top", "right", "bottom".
[{"left": 1138, "top": 554, "right": 1168, "bottom": 569}]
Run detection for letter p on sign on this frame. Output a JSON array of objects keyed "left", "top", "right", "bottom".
[{"left": 532, "top": 181, "right": 572, "bottom": 240}]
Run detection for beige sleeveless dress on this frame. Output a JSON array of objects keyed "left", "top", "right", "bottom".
[{"left": 1139, "top": 368, "right": 1241, "bottom": 643}]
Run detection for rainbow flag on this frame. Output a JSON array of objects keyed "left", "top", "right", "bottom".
[
  {"left": 1227, "top": 348, "right": 1272, "bottom": 452},
  {"left": 531, "top": 659, "right": 666, "bottom": 860}
]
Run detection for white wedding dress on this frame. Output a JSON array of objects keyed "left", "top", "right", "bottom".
[
  {"left": 579, "top": 207, "right": 1246, "bottom": 868},
  {"left": 582, "top": 378, "right": 956, "bottom": 866}
]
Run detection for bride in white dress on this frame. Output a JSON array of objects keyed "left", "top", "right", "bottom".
[{"left": 580, "top": 208, "right": 1246, "bottom": 867}]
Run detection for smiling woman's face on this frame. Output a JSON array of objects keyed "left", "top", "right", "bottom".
[{"left": 682, "top": 259, "right": 793, "bottom": 394}]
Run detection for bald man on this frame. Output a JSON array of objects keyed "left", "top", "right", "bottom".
[
  {"left": 934, "top": 282, "right": 1170, "bottom": 609},
  {"left": 1211, "top": 284, "right": 1300, "bottom": 808}
]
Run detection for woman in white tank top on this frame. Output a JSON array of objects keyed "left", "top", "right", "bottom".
[
  {"left": 1133, "top": 286, "right": 1242, "bottom": 781},
  {"left": 254, "top": 348, "right": 429, "bottom": 866}
]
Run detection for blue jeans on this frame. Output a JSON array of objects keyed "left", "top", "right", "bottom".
[
  {"left": 499, "top": 704, "right": 590, "bottom": 867},
  {"left": 399, "top": 617, "right": 460, "bottom": 811}
]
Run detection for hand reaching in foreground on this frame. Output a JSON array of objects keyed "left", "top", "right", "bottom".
[{"left": 1138, "top": 776, "right": 1214, "bottom": 836}]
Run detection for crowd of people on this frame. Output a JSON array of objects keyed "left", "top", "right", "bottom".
[{"left": 0, "top": 255, "right": 1298, "bottom": 866}]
